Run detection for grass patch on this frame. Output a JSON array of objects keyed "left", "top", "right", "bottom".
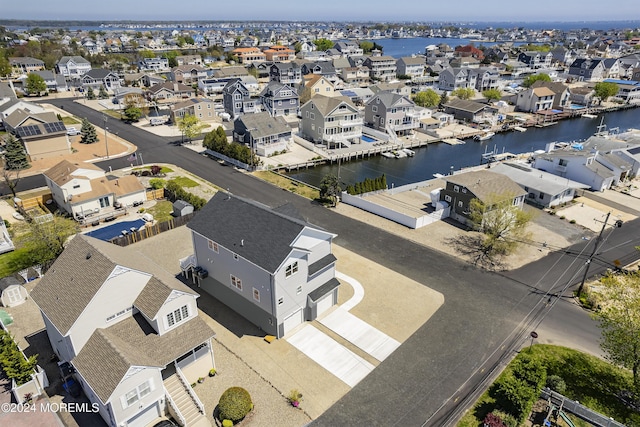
[
  {"left": 458, "top": 345, "right": 639, "bottom": 427},
  {"left": 133, "top": 166, "right": 174, "bottom": 174},
  {"left": 253, "top": 171, "right": 319, "bottom": 200},
  {"left": 168, "top": 176, "right": 198, "bottom": 188},
  {"left": 61, "top": 116, "right": 81, "bottom": 125},
  {"left": 0, "top": 247, "right": 33, "bottom": 278},
  {"left": 144, "top": 200, "right": 174, "bottom": 222},
  {"left": 101, "top": 109, "right": 122, "bottom": 120}
]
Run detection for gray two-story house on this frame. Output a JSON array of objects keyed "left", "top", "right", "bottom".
[
  {"left": 184, "top": 193, "right": 339, "bottom": 338},
  {"left": 269, "top": 63, "right": 303, "bottom": 86},
  {"left": 300, "top": 95, "right": 363, "bottom": 148},
  {"left": 364, "top": 91, "right": 419, "bottom": 136},
  {"left": 222, "top": 79, "right": 259, "bottom": 119},
  {"left": 363, "top": 55, "right": 397, "bottom": 81},
  {"left": 259, "top": 81, "right": 299, "bottom": 117},
  {"left": 233, "top": 112, "right": 292, "bottom": 156}
]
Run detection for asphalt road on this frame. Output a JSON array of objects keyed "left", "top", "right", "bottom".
[{"left": 8, "top": 98, "right": 640, "bottom": 426}]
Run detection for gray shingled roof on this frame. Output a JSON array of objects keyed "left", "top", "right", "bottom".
[
  {"left": 235, "top": 112, "right": 291, "bottom": 139},
  {"left": 445, "top": 170, "right": 526, "bottom": 202},
  {"left": 490, "top": 163, "right": 589, "bottom": 195},
  {"left": 187, "top": 193, "right": 315, "bottom": 273},
  {"left": 307, "top": 94, "right": 357, "bottom": 116},
  {"left": 72, "top": 314, "right": 214, "bottom": 403},
  {"left": 31, "top": 235, "right": 198, "bottom": 334}
]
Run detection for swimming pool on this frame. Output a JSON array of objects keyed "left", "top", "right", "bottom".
[
  {"left": 570, "top": 104, "right": 586, "bottom": 110},
  {"left": 362, "top": 135, "right": 376, "bottom": 143},
  {"left": 85, "top": 219, "right": 146, "bottom": 242}
]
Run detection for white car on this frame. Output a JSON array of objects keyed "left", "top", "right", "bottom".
[{"left": 66, "top": 127, "right": 80, "bottom": 136}]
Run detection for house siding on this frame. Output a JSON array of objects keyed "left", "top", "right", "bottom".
[
  {"left": 155, "top": 294, "right": 199, "bottom": 335},
  {"left": 108, "top": 368, "right": 164, "bottom": 426}
]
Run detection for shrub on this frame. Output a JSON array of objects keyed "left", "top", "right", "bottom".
[
  {"left": 148, "top": 178, "right": 165, "bottom": 190},
  {"left": 569, "top": 219, "right": 576, "bottom": 224},
  {"left": 150, "top": 165, "right": 161, "bottom": 176},
  {"left": 491, "top": 410, "right": 518, "bottom": 427},
  {"left": 222, "top": 420, "right": 233, "bottom": 427},
  {"left": 483, "top": 412, "right": 507, "bottom": 427},
  {"left": 218, "top": 387, "right": 253, "bottom": 423},
  {"left": 209, "top": 368, "right": 217, "bottom": 377},
  {"left": 546, "top": 375, "right": 567, "bottom": 394}
]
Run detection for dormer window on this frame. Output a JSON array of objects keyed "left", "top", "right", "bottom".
[
  {"left": 167, "top": 305, "right": 189, "bottom": 328},
  {"left": 285, "top": 261, "right": 298, "bottom": 277}
]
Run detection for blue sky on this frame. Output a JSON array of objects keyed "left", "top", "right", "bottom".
[{"left": 3, "top": 0, "right": 638, "bottom": 22}]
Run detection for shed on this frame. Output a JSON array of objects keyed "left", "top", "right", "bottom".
[
  {"left": 0, "top": 276, "right": 28, "bottom": 307},
  {"left": 172, "top": 200, "right": 194, "bottom": 217}
]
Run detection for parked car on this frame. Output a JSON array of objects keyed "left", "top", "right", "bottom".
[
  {"left": 66, "top": 127, "right": 80, "bottom": 136},
  {"left": 150, "top": 117, "right": 167, "bottom": 126}
]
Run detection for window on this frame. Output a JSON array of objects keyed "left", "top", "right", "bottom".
[
  {"left": 234, "top": 254, "right": 238, "bottom": 260},
  {"left": 372, "top": 106, "right": 377, "bottom": 112},
  {"left": 208, "top": 240, "right": 219, "bottom": 253},
  {"left": 253, "top": 288, "right": 260, "bottom": 302},
  {"left": 278, "top": 297, "right": 284, "bottom": 305},
  {"left": 444, "top": 195, "right": 452, "bottom": 202},
  {"left": 167, "top": 305, "right": 189, "bottom": 328},
  {"left": 458, "top": 201, "right": 463, "bottom": 208},
  {"left": 121, "top": 379, "right": 154, "bottom": 409},
  {"left": 462, "top": 188, "right": 467, "bottom": 193},
  {"left": 99, "top": 197, "right": 110, "bottom": 208},
  {"left": 454, "top": 185, "right": 460, "bottom": 192},
  {"left": 310, "top": 112, "right": 315, "bottom": 120},
  {"left": 286, "top": 261, "right": 299, "bottom": 277},
  {"left": 315, "top": 88, "right": 320, "bottom": 93},
  {"left": 559, "top": 159, "right": 568, "bottom": 166},
  {"left": 231, "top": 275, "right": 242, "bottom": 290},
  {"left": 106, "top": 306, "right": 132, "bottom": 322},
  {"left": 296, "top": 285, "right": 302, "bottom": 295},
  {"left": 73, "top": 184, "right": 80, "bottom": 189}
]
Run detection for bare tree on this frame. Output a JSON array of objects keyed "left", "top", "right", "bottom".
[{"left": 1, "top": 166, "right": 21, "bottom": 198}]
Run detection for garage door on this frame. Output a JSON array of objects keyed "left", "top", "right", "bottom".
[
  {"left": 126, "top": 402, "right": 160, "bottom": 427},
  {"left": 316, "top": 293, "right": 334, "bottom": 317},
  {"left": 283, "top": 309, "right": 303, "bottom": 336}
]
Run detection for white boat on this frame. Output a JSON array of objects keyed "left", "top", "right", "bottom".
[
  {"left": 394, "top": 150, "right": 408, "bottom": 158},
  {"left": 401, "top": 148, "right": 415, "bottom": 157},
  {"left": 474, "top": 131, "right": 495, "bottom": 141},
  {"left": 381, "top": 152, "right": 395, "bottom": 158},
  {"left": 582, "top": 113, "right": 598, "bottom": 119},
  {"left": 513, "top": 126, "right": 527, "bottom": 132}
]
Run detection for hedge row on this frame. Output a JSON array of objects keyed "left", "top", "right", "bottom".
[
  {"left": 165, "top": 180, "right": 207, "bottom": 210},
  {"left": 345, "top": 174, "right": 387, "bottom": 195}
]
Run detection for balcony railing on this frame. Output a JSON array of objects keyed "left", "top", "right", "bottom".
[
  {"left": 390, "top": 121, "right": 418, "bottom": 131},
  {"left": 339, "top": 118, "right": 364, "bottom": 127},
  {"left": 326, "top": 131, "right": 362, "bottom": 142}
]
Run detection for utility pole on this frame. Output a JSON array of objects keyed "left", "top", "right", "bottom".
[
  {"left": 103, "top": 115, "right": 109, "bottom": 159},
  {"left": 577, "top": 211, "right": 611, "bottom": 297}
]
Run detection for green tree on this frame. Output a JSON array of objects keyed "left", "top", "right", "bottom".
[
  {"left": 595, "top": 271, "right": 640, "bottom": 396},
  {"left": 493, "top": 375, "right": 537, "bottom": 422},
  {"left": 98, "top": 85, "right": 108, "bottom": 99},
  {"left": 140, "top": 49, "right": 156, "bottom": 59},
  {"left": 299, "top": 85, "right": 312, "bottom": 105},
  {"left": 465, "top": 192, "right": 533, "bottom": 267},
  {"left": 122, "top": 93, "right": 147, "bottom": 121},
  {"left": 522, "top": 73, "right": 551, "bottom": 88},
  {"left": 413, "top": 89, "right": 440, "bottom": 108},
  {"left": 359, "top": 41, "right": 374, "bottom": 54},
  {"left": 25, "top": 73, "right": 47, "bottom": 95},
  {"left": 124, "top": 106, "right": 142, "bottom": 122},
  {"left": 439, "top": 91, "right": 449, "bottom": 108},
  {"left": 319, "top": 174, "right": 341, "bottom": 207},
  {"left": 293, "top": 41, "right": 302, "bottom": 53},
  {"left": 451, "top": 87, "right": 475, "bottom": 100},
  {"left": 482, "top": 89, "right": 502, "bottom": 102},
  {"left": 86, "top": 86, "right": 96, "bottom": 100},
  {"left": 203, "top": 126, "right": 228, "bottom": 151},
  {"left": 594, "top": 82, "right": 619, "bottom": 102},
  {"left": 178, "top": 114, "right": 206, "bottom": 143},
  {"left": 80, "top": 118, "right": 99, "bottom": 144},
  {"left": 12, "top": 214, "right": 79, "bottom": 269},
  {"left": 163, "top": 50, "right": 179, "bottom": 67},
  {"left": 0, "top": 330, "right": 38, "bottom": 386},
  {"left": 3, "top": 135, "right": 30, "bottom": 170},
  {"left": 0, "top": 56, "right": 10, "bottom": 77},
  {"left": 313, "top": 38, "right": 334, "bottom": 51}
]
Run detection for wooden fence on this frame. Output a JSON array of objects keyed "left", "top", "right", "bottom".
[{"left": 109, "top": 212, "right": 196, "bottom": 247}]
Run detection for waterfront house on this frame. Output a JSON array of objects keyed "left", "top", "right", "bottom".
[
  {"left": 364, "top": 91, "right": 419, "bottom": 136},
  {"left": 43, "top": 160, "right": 146, "bottom": 221},
  {"left": 363, "top": 55, "right": 397, "bottom": 81},
  {"left": 176, "top": 55, "right": 203, "bottom": 66},
  {"left": 233, "top": 111, "right": 292, "bottom": 156},
  {"left": 530, "top": 81, "right": 571, "bottom": 110},
  {"left": 439, "top": 170, "right": 526, "bottom": 228},
  {"left": 139, "top": 57, "right": 170, "bottom": 73},
  {"left": 183, "top": 192, "right": 339, "bottom": 338},
  {"left": 569, "top": 86, "right": 596, "bottom": 106},
  {"left": 442, "top": 99, "right": 489, "bottom": 123},
  {"left": 81, "top": 69, "right": 122, "bottom": 93},
  {"left": 396, "top": 56, "right": 426, "bottom": 79},
  {"left": 4, "top": 109, "right": 70, "bottom": 161},
  {"left": 333, "top": 41, "right": 363, "bottom": 57},
  {"left": 568, "top": 58, "right": 607, "bottom": 82},
  {"left": 31, "top": 234, "right": 215, "bottom": 427},
  {"left": 472, "top": 67, "right": 501, "bottom": 92},
  {"left": 490, "top": 162, "right": 589, "bottom": 208},
  {"left": 222, "top": 79, "right": 260, "bottom": 119},
  {"left": 299, "top": 94, "right": 363, "bottom": 149},
  {"left": 56, "top": 56, "right": 92, "bottom": 80},
  {"left": 259, "top": 81, "right": 299, "bottom": 116},
  {"left": 517, "top": 51, "right": 553, "bottom": 69},
  {"left": 515, "top": 87, "right": 555, "bottom": 113}
]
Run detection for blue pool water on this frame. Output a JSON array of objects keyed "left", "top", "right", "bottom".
[
  {"left": 570, "top": 104, "right": 587, "bottom": 110},
  {"left": 85, "top": 219, "right": 146, "bottom": 242},
  {"left": 362, "top": 135, "right": 376, "bottom": 143}
]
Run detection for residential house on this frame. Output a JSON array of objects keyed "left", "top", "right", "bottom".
[
  {"left": 449, "top": 56, "right": 481, "bottom": 69},
  {"left": 299, "top": 95, "right": 363, "bottom": 148},
  {"left": 333, "top": 41, "right": 363, "bottom": 57},
  {"left": 270, "top": 63, "right": 303, "bottom": 86},
  {"left": 0, "top": 82, "right": 18, "bottom": 110},
  {"left": 364, "top": 91, "right": 419, "bottom": 136},
  {"left": 4, "top": 109, "right": 70, "bottom": 160},
  {"left": 9, "top": 57, "right": 45, "bottom": 77},
  {"left": 259, "top": 81, "right": 299, "bottom": 116},
  {"left": 568, "top": 58, "right": 607, "bottom": 82},
  {"left": 569, "top": 86, "right": 596, "bottom": 106},
  {"left": 22, "top": 70, "right": 63, "bottom": 92},
  {"left": 263, "top": 45, "right": 296, "bottom": 62},
  {"left": 0, "top": 98, "right": 46, "bottom": 121},
  {"left": 439, "top": 170, "right": 526, "bottom": 228},
  {"left": 338, "top": 87, "right": 375, "bottom": 105},
  {"left": 517, "top": 51, "right": 553, "bottom": 69},
  {"left": 370, "top": 82, "right": 411, "bottom": 97},
  {"left": 170, "top": 65, "right": 208, "bottom": 85},
  {"left": 233, "top": 111, "right": 292, "bottom": 156},
  {"left": 442, "top": 99, "right": 489, "bottom": 123},
  {"left": 30, "top": 234, "right": 216, "bottom": 427},
  {"left": 530, "top": 81, "right": 571, "bottom": 110},
  {"left": 363, "top": 55, "right": 397, "bottom": 81},
  {"left": 81, "top": 69, "right": 122, "bottom": 93},
  {"left": 339, "top": 66, "right": 370, "bottom": 87},
  {"left": 301, "top": 74, "right": 336, "bottom": 98},
  {"left": 56, "top": 56, "right": 92, "bottom": 80},
  {"left": 301, "top": 62, "right": 338, "bottom": 83},
  {"left": 602, "top": 58, "right": 622, "bottom": 79},
  {"left": 550, "top": 46, "right": 576, "bottom": 66},
  {"left": 43, "top": 160, "right": 146, "bottom": 221},
  {"left": 176, "top": 55, "right": 203, "bottom": 66},
  {"left": 222, "top": 79, "right": 259, "bottom": 119},
  {"left": 438, "top": 67, "right": 477, "bottom": 91},
  {"left": 138, "top": 57, "right": 170, "bottom": 73},
  {"left": 472, "top": 67, "right": 501, "bottom": 92},
  {"left": 490, "top": 162, "right": 589, "bottom": 208},
  {"left": 0, "top": 217, "right": 15, "bottom": 255},
  {"left": 171, "top": 98, "right": 217, "bottom": 123},
  {"left": 230, "top": 47, "right": 266, "bottom": 65},
  {"left": 454, "top": 45, "right": 485, "bottom": 61},
  {"left": 396, "top": 56, "right": 425, "bottom": 78},
  {"left": 147, "top": 82, "right": 195, "bottom": 103},
  {"left": 184, "top": 192, "right": 339, "bottom": 338},
  {"left": 516, "top": 86, "right": 555, "bottom": 113},
  {"left": 212, "top": 66, "right": 249, "bottom": 79},
  {"left": 112, "top": 87, "right": 145, "bottom": 105}
]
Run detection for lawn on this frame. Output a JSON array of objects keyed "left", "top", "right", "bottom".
[
  {"left": 133, "top": 166, "right": 174, "bottom": 174},
  {"left": 0, "top": 248, "right": 30, "bottom": 278},
  {"left": 143, "top": 200, "right": 173, "bottom": 223},
  {"left": 61, "top": 116, "right": 81, "bottom": 125},
  {"left": 253, "top": 171, "right": 320, "bottom": 200},
  {"left": 458, "top": 344, "right": 639, "bottom": 427},
  {"left": 168, "top": 176, "right": 199, "bottom": 188}
]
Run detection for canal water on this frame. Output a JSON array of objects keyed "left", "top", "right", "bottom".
[{"left": 287, "top": 109, "right": 640, "bottom": 188}]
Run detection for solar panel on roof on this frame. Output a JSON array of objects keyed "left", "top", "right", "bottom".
[
  {"left": 342, "top": 90, "right": 357, "bottom": 97},
  {"left": 16, "top": 125, "right": 42, "bottom": 137},
  {"left": 43, "top": 121, "right": 66, "bottom": 133}
]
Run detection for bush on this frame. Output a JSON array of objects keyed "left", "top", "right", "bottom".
[
  {"left": 222, "top": 420, "right": 233, "bottom": 427},
  {"left": 491, "top": 410, "right": 518, "bottom": 427},
  {"left": 218, "top": 387, "right": 253, "bottom": 423},
  {"left": 483, "top": 412, "right": 507, "bottom": 427},
  {"left": 569, "top": 219, "right": 576, "bottom": 224},
  {"left": 148, "top": 178, "right": 165, "bottom": 190},
  {"left": 546, "top": 375, "right": 567, "bottom": 394},
  {"left": 150, "top": 165, "right": 161, "bottom": 176}
]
